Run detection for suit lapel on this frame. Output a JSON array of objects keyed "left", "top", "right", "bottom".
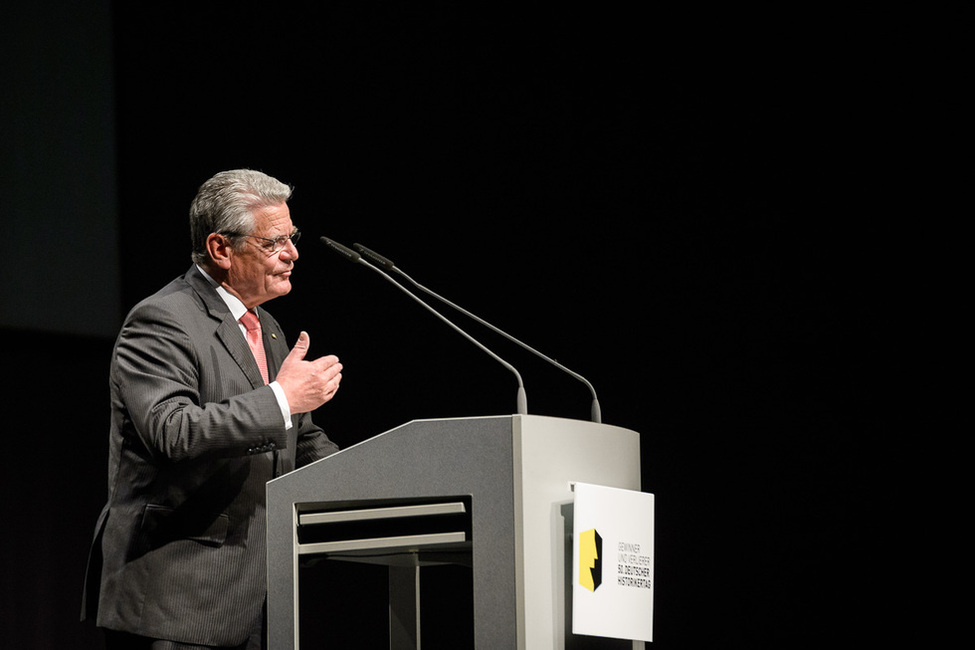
[
  {"left": 256, "top": 306, "right": 285, "bottom": 380},
  {"left": 185, "top": 266, "right": 267, "bottom": 389},
  {"left": 216, "top": 316, "right": 267, "bottom": 389}
]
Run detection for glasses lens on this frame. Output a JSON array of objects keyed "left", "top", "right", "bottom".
[{"left": 268, "top": 230, "right": 300, "bottom": 253}]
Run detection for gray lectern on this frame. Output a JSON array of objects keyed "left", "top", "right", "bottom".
[{"left": 267, "top": 414, "right": 644, "bottom": 649}]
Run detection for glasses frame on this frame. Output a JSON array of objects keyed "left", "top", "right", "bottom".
[{"left": 220, "top": 228, "right": 301, "bottom": 254}]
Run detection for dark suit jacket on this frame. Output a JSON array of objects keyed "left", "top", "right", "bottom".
[{"left": 82, "top": 265, "right": 339, "bottom": 646}]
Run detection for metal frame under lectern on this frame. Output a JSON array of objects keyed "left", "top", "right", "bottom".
[{"left": 266, "top": 414, "right": 645, "bottom": 649}]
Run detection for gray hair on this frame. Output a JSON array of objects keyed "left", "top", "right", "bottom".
[{"left": 189, "top": 169, "right": 293, "bottom": 265}]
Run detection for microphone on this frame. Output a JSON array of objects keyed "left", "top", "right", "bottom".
[
  {"left": 320, "top": 237, "right": 528, "bottom": 416},
  {"left": 321, "top": 236, "right": 361, "bottom": 263},
  {"left": 352, "top": 242, "right": 602, "bottom": 423}
]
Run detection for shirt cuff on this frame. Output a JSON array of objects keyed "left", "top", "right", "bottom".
[{"left": 268, "top": 381, "right": 292, "bottom": 430}]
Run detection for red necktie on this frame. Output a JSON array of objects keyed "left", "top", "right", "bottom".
[{"left": 239, "top": 310, "right": 269, "bottom": 384}]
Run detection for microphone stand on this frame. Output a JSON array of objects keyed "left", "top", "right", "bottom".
[
  {"left": 321, "top": 237, "right": 528, "bottom": 416},
  {"left": 353, "top": 243, "right": 602, "bottom": 423}
]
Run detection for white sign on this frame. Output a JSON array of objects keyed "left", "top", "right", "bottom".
[{"left": 572, "top": 482, "right": 654, "bottom": 642}]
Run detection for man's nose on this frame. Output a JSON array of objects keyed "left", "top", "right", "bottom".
[{"left": 280, "top": 238, "right": 299, "bottom": 260}]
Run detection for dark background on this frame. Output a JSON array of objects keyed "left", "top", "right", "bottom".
[{"left": 2, "top": 2, "right": 911, "bottom": 648}]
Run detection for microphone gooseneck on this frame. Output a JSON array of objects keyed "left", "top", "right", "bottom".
[
  {"left": 320, "top": 236, "right": 528, "bottom": 416},
  {"left": 352, "top": 242, "right": 602, "bottom": 423}
]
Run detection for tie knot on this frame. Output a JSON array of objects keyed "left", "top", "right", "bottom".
[{"left": 239, "top": 310, "right": 261, "bottom": 332}]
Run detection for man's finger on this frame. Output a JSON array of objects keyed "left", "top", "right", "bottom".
[{"left": 312, "top": 354, "right": 341, "bottom": 369}]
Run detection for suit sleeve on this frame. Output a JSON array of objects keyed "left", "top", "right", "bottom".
[
  {"left": 293, "top": 411, "right": 340, "bottom": 468},
  {"left": 114, "top": 301, "right": 290, "bottom": 463}
]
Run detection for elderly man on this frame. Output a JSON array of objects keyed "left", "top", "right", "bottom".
[{"left": 83, "top": 169, "right": 343, "bottom": 649}]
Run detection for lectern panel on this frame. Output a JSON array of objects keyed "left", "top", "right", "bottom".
[{"left": 267, "top": 415, "right": 642, "bottom": 649}]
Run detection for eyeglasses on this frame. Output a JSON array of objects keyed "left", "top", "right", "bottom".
[{"left": 221, "top": 228, "right": 301, "bottom": 254}]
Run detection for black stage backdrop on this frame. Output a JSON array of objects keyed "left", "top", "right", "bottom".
[{"left": 2, "top": 3, "right": 912, "bottom": 648}]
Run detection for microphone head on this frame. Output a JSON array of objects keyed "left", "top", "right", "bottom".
[
  {"left": 320, "top": 236, "right": 361, "bottom": 263},
  {"left": 353, "top": 243, "right": 396, "bottom": 272}
]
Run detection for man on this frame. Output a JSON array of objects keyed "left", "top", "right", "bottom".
[{"left": 82, "top": 169, "right": 343, "bottom": 649}]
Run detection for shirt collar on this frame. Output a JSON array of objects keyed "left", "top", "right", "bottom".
[{"left": 196, "top": 264, "right": 251, "bottom": 323}]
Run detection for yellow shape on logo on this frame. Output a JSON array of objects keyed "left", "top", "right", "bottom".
[{"left": 579, "top": 528, "right": 601, "bottom": 592}]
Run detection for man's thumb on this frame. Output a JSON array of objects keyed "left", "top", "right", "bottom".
[{"left": 286, "top": 331, "right": 310, "bottom": 361}]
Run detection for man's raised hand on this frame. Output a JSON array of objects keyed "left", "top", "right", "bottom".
[{"left": 275, "top": 331, "right": 342, "bottom": 414}]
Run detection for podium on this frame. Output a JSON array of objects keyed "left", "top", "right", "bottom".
[{"left": 267, "top": 414, "right": 644, "bottom": 649}]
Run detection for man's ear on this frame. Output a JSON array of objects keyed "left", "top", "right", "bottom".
[{"left": 206, "top": 233, "right": 234, "bottom": 270}]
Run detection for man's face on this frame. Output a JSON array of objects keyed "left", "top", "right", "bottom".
[{"left": 225, "top": 202, "right": 298, "bottom": 308}]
